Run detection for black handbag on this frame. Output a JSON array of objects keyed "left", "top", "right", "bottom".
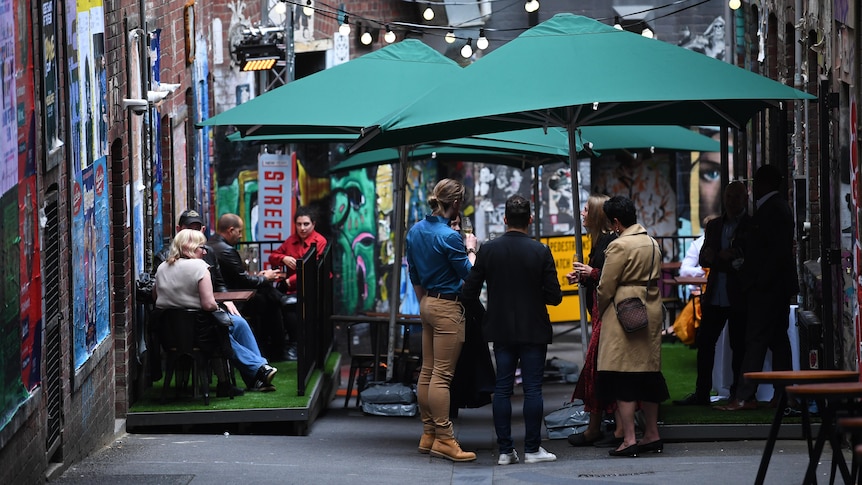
[
  {"left": 210, "top": 308, "right": 233, "bottom": 327},
  {"left": 613, "top": 238, "right": 657, "bottom": 333}
]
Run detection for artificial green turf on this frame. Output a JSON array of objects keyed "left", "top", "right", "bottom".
[
  {"left": 129, "top": 352, "right": 340, "bottom": 412},
  {"left": 659, "top": 342, "right": 790, "bottom": 425}
]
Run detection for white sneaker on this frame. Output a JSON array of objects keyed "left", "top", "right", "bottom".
[
  {"left": 524, "top": 447, "right": 556, "bottom": 464},
  {"left": 497, "top": 450, "right": 519, "bottom": 465}
]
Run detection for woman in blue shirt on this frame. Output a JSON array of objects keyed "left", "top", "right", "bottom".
[{"left": 406, "top": 178, "right": 478, "bottom": 462}]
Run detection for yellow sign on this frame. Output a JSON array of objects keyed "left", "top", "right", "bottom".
[{"left": 541, "top": 235, "right": 592, "bottom": 323}]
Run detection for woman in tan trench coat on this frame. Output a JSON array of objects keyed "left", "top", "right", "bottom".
[{"left": 596, "top": 196, "right": 669, "bottom": 457}]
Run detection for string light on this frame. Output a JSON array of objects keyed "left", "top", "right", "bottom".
[
  {"left": 525, "top": 0, "right": 539, "bottom": 13},
  {"left": 302, "top": 0, "right": 313, "bottom": 17},
  {"left": 460, "top": 37, "right": 473, "bottom": 58},
  {"left": 641, "top": 27, "right": 654, "bottom": 38},
  {"left": 445, "top": 31, "right": 456, "bottom": 44},
  {"left": 423, "top": 6, "right": 435, "bottom": 21},
  {"left": 274, "top": 1, "right": 286, "bottom": 16},
  {"left": 613, "top": 16, "right": 623, "bottom": 30},
  {"left": 728, "top": 0, "right": 741, "bottom": 9},
  {"left": 476, "top": 28, "right": 489, "bottom": 50},
  {"left": 384, "top": 25, "right": 396, "bottom": 43},
  {"left": 360, "top": 29, "right": 373, "bottom": 45},
  {"left": 339, "top": 15, "right": 351, "bottom": 36}
]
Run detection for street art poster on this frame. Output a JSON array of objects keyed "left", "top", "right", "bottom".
[
  {"left": 848, "top": 96, "right": 862, "bottom": 371},
  {"left": 171, "top": 121, "right": 189, "bottom": 221},
  {"left": 1, "top": 188, "right": 27, "bottom": 428},
  {"left": 151, "top": 30, "right": 164, "bottom": 257},
  {"left": 0, "top": 0, "right": 15, "bottom": 195},
  {"left": 193, "top": 33, "right": 212, "bottom": 230},
  {"left": 41, "top": 0, "right": 61, "bottom": 156},
  {"left": 539, "top": 162, "right": 577, "bottom": 236},
  {"left": 257, "top": 153, "right": 294, "bottom": 266},
  {"left": 72, "top": 157, "right": 110, "bottom": 368}
]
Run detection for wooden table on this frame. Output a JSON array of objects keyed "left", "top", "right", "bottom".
[
  {"left": 215, "top": 290, "right": 256, "bottom": 302},
  {"left": 786, "top": 380, "right": 862, "bottom": 485},
  {"left": 673, "top": 275, "right": 708, "bottom": 286},
  {"left": 746, "top": 370, "right": 859, "bottom": 485}
]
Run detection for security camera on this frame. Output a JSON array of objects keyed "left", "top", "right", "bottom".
[
  {"left": 122, "top": 98, "right": 149, "bottom": 115},
  {"left": 147, "top": 90, "right": 170, "bottom": 103}
]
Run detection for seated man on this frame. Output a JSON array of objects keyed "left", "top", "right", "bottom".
[
  {"left": 208, "top": 213, "right": 291, "bottom": 361},
  {"left": 268, "top": 206, "right": 328, "bottom": 361},
  {"left": 155, "top": 210, "right": 277, "bottom": 392}
]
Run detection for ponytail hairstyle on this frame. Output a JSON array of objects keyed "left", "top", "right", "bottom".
[{"left": 428, "top": 178, "right": 465, "bottom": 216}]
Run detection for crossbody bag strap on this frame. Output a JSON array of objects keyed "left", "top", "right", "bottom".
[{"left": 644, "top": 237, "right": 656, "bottom": 301}]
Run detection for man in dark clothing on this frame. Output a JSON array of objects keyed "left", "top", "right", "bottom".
[
  {"left": 674, "top": 181, "right": 750, "bottom": 406},
  {"left": 208, "top": 213, "right": 291, "bottom": 361},
  {"left": 462, "top": 195, "right": 563, "bottom": 466},
  {"left": 719, "top": 165, "right": 799, "bottom": 411}
]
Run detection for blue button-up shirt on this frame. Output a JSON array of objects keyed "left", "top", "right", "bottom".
[{"left": 406, "top": 214, "right": 472, "bottom": 294}]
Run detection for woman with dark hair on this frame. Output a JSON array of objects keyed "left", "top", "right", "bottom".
[
  {"left": 596, "top": 196, "right": 669, "bottom": 457},
  {"left": 406, "top": 179, "right": 478, "bottom": 462},
  {"left": 565, "top": 194, "right": 621, "bottom": 446}
]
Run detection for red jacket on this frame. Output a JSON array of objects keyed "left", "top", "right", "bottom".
[{"left": 268, "top": 231, "right": 328, "bottom": 290}]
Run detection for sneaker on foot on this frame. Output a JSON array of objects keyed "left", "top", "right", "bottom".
[
  {"left": 248, "top": 379, "right": 276, "bottom": 392},
  {"left": 497, "top": 450, "right": 519, "bottom": 465},
  {"left": 259, "top": 364, "right": 277, "bottom": 385},
  {"left": 524, "top": 447, "right": 556, "bottom": 464}
]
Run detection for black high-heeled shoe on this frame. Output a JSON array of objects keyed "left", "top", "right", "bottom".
[
  {"left": 608, "top": 443, "right": 639, "bottom": 457},
  {"left": 637, "top": 439, "right": 664, "bottom": 454}
]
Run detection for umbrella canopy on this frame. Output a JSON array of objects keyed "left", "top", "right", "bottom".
[
  {"left": 198, "top": 39, "right": 461, "bottom": 138},
  {"left": 352, "top": 13, "right": 815, "bottom": 152},
  {"left": 328, "top": 125, "right": 719, "bottom": 173}
]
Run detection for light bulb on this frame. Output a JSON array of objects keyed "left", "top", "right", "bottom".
[
  {"left": 728, "top": 0, "right": 741, "bottom": 9},
  {"left": 445, "top": 31, "right": 456, "bottom": 44},
  {"left": 592, "top": 102, "right": 599, "bottom": 110},
  {"left": 641, "top": 28, "right": 654, "bottom": 38},
  {"left": 273, "top": 2, "right": 286, "bottom": 15},
  {"left": 476, "top": 29, "right": 489, "bottom": 50},
  {"left": 613, "top": 16, "right": 622, "bottom": 30},
  {"left": 339, "top": 16, "right": 351, "bottom": 36},
  {"left": 303, "top": 0, "right": 313, "bottom": 16},
  {"left": 460, "top": 38, "right": 473, "bottom": 58},
  {"left": 525, "top": 0, "right": 539, "bottom": 13},
  {"left": 423, "top": 7, "right": 435, "bottom": 21},
  {"left": 384, "top": 26, "right": 396, "bottom": 43},
  {"left": 360, "top": 31, "right": 373, "bottom": 45}
]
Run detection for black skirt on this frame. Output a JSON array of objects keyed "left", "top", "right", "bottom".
[{"left": 596, "top": 371, "right": 670, "bottom": 403}]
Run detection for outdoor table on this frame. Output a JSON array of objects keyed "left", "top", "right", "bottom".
[
  {"left": 215, "top": 290, "right": 256, "bottom": 302},
  {"left": 745, "top": 370, "right": 858, "bottom": 485},
  {"left": 786, "top": 380, "right": 862, "bottom": 485},
  {"left": 837, "top": 417, "right": 862, "bottom": 483}
]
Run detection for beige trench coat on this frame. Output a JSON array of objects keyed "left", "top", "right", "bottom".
[{"left": 596, "top": 223, "right": 663, "bottom": 373}]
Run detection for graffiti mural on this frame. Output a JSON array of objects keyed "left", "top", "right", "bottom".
[{"left": 332, "top": 167, "right": 377, "bottom": 314}]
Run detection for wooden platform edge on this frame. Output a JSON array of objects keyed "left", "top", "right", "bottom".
[{"left": 125, "top": 354, "right": 342, "bottom": 436}]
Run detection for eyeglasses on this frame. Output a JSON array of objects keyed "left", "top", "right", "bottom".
[{"left": 196, "top": 245, "right": 208, "bottom": 252}]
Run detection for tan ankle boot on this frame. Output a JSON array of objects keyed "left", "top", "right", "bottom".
[
  {"left": 430, "top": 438, "right": 477, "bottom": 462},
  {"left": 418, "top": 433, "right": 435, "bottom": 454}
]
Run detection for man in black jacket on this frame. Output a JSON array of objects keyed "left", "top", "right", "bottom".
[
  {"left": 208, "top": 213, "right": 291, "bottom": 361},
  {"left": 462, "top": 195, "right": 562, "bottom": 466}
]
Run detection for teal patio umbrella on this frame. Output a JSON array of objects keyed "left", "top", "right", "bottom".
[
  {"left": 351, "top": 13, "right": 814, "bottom": 331},
  {"left": 201, "top": 40, "right": 464, "bottom": 381}
]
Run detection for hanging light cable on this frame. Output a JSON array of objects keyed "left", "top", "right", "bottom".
[
  {"left": 525, "top": 0, "right": 539, "bottom": 13},
  {"left": 476, "top": 28, "right": 489, "bottom": 50},
  {"left": 384, "top": 25, "right": 396, "bottom": 43},
  {"left": 460, "top": 37, "right": 473, "bottom": 58},
  {"left": 339, "top": 15, "right": 351, "bottom": 36},
  {"left": 445, "top": 30, "right": 456, "bottom": 44},
  {"left": 302, "top": 0, "right": 313, "bottom": 16}
]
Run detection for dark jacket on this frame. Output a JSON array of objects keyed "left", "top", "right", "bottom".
[
  {"left": 206, "top": 233, "right": 268, "bottom": 290},
  {"left": 699, "top": 211, "right": 750, "bottom": 307},
  {"left": 740, "top": 194, "right": 800, "bottom": 298},
  {"left": 462, "top": 231, "right": 562, "bottom": 345}
]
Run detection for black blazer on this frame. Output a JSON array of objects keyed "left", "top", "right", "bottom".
[
  {"left": 462, "top": 231, "right": 562, "bottom": 345},
  {"left": 740, "top": 194, "right": 799, "bottom": 298},
  {"left": 699, "top": 212, "right": 750, "bottom": 307}
]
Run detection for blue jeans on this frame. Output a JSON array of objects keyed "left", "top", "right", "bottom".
[
  {"left": 492, "top": 343, "right": 547, "bottom": 454},
  {"left": 229, "top": 314, "right": 267, "bottom": 386}
]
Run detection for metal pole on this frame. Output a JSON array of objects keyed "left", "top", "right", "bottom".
[
  {"left": 566, "top": 118, "right": 590, "bottom": 364},
  {"left": 386, "top": 150, "right": 408, "bottom": 381}
]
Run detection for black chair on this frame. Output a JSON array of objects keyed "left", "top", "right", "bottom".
[
  {"left": 159, "top": 309, "right": 235, "bottom": 405},
  {"left": 343, "top": 321, "right": 418, "bottom": 408}
]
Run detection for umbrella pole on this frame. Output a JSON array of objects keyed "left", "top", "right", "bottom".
[
  {"left": 386, "top": 148, "right": 408, "bottom": 381},
  {"left": 566, "top": 125, "right": 591, "bottom": 366}
]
